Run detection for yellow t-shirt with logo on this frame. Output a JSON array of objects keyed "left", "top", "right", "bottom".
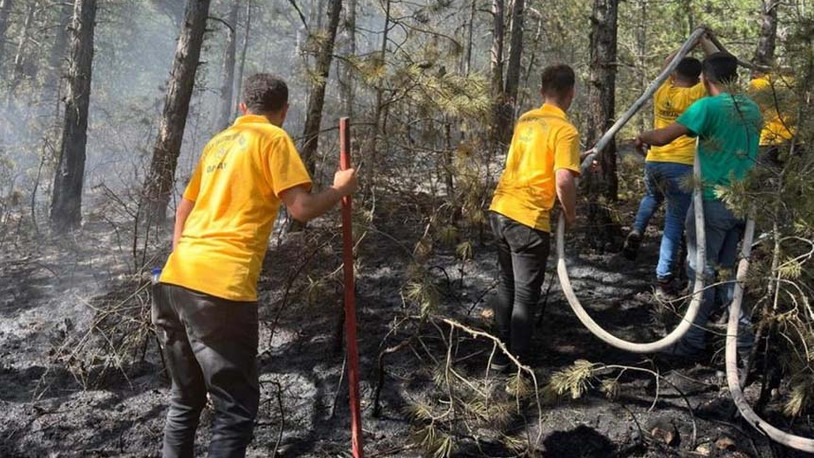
[
  {"left": 748, "top": 75, "right": 795, "bottom": 146},
  {"left": 489, "top": 104, "right": 581, "bottom": 233},
  {"left": 646, "top": 81, "right": 706, "bottom": 165},
  {"left": 160, "top": 115, "right": 312, "bottom": 301}
]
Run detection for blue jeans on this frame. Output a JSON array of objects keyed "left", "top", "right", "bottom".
[
  {"left": 680, "top": 199, "right": 754, "bottom": 353},
  {"left": 632, "top": 161, "right": 693, "bottom": 281}
]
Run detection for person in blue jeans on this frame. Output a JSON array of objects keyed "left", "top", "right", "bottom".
[
  {"left": 625, "top": 43, "right": 712, "bottom": 298},
  {"left": 636, "top": 52, "right": 762, "bottom": 359}
]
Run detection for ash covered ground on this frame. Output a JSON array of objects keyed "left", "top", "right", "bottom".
[{"left": 0, "top": 199, "right": 811, "bottom": 457}]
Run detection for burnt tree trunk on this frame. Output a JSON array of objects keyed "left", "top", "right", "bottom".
[
  {"left": 217, "top": 0, "right": 239, "bottom": 131},
  {"left": 754, "top": 0, "right": 778, "bottom": 67},
  {"left": 144, "top": 0, "right": 211, "bottom": 222},
  {"left": 233, "top": 0, "right": 252, "bottom": 120},
  {"left": 0, "top": 0, "right": 13, "bottom": 69},
  {"left": 44, "top": 1, "right": 73, "bottom": 111},
  {"left": 299, "top": 0, "right": 342, "bottom": 176},
  {"left": 586, "top": 0, "right": 619, "bottom": 201},
  {"left": 584, "top": 0, "right": 620, "bottom": 252},
  {"left": 50, "top": 0, "right": 97, "bottom": 231}
]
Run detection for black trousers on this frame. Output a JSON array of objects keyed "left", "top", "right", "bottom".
[
  {"left": 152, "top": 283, "right": 259, "bottom": 458},
  {"left": 490, "top": 212, "right": 550, "bottom": 363}
]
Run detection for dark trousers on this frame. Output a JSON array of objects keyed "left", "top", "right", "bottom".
[
  {"left": 490, "top": 212, "right": 551, "bottom": 362},
  {"left": 152, "top": 283, "right": 260, "bottom": 458}
]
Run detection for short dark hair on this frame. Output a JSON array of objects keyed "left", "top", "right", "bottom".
[
  {"left": 702, "top": 52, "right": 739, "bottom": 85},
  {"left": 242, "top": 73, "right": 288, "bottom": 113},
  {"left": 541, "top": 64, "right": 575, "bottom": 98},
  {"left": 675, "top": 57, "right": 702, "bottom": 81}
]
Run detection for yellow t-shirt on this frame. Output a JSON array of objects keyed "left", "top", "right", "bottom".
[
  {"left": 646, "top": 80, "right": 706, "bottom": 165},
  {"left": 489, "top": 104, "right": 581, "bottom": 233},
  {"left": 748, "top": 75, "right": 795, "bottom": 146},
  {"left": 160, "top": 115, "right": 312, "bottom": 301}
]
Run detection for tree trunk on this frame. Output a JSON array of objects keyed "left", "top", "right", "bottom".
[
  {"left": 462, "top": 0, "right": 475, "bottom": 76},
  {"left": 0, "top": 0, "right": 13, "bottom": 69},
  {"left": 519, "top": 12, "right": 542, "bottom": 109},
  {"left": 503, "top": 0, "right": 524, "bottom": 106},
  {"left": 144, "top": 0, "right": 211, "bottom": 222},
  {"left": 489, "top": 0, "right": 506, "bottom": 149},
  {"left": 7, "top": 1, "right": 35, "bottom": 99},
  {"left": 489, "top": 0, "right": 504, "bottom": 100},
  {"left": 371, "top": 0, "right": 390, "bottom": 164},
  {"left": 339, "top": 0, "right": 356, "bottom": 117},
  {"left": 233, "top": 0, "right": 252, "bottom": 120},
  {"left": 50, "top": 0, "right": 97, "bottom": 231},
  {"left": 217, "top": 0, "right": 240, "bottom": 131},
  {"left": 754, "top": 0, "right": 778, "bottom": 67},
  {"left": 299, "top": 0, "right": 342, "bottom": 176},
  {"left": 44, "top": 1, "right": 73, "bottom": 107},
  {"left": 493, "top": 0, "right": 524, "bottom": 145},
  {"left": 586, "top": 0, "right": 619, "bottom": 201},
  {"left": 636, "top": 0, "right": 647, "bottom": 134}
]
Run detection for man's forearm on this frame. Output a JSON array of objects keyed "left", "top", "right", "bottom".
[
  {"left": 639, "top": 130, "right": 665, "bottom": 146},
  {"left": 291, "top": 187, "right": 344, "bottom": 222},
  {"left": 556, "top": 170, "right": 577, "bottom": 223}
]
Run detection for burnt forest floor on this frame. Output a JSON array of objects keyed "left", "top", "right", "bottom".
[{"left": 0, "top": 185, "right": 812, "bottom": 457}]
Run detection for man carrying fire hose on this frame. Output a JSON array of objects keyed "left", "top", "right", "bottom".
[
  {"left": 635, "top": 53, "right": 762, "bottom": 360},
  {"left": 488, "top": 64, "right": 580, "bottom": 372},
  {"left": 623, "top": 33, "right": 718, "bottom": 299},
  {"left": 152, "top": 74, "right": 358, "bottom": 457}
]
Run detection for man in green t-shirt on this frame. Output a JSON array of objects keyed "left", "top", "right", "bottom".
[{"left": 635, "top": 52, "right": 762, "bottom": 359}]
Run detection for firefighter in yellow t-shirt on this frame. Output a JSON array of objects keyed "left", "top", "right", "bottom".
[
  {"left": 624, "top": 38, "right": 716, "bottom": 297},
  {"left": 748, "top": 70, "right": 796, "bottom": 163},
  {"left": 153, "top": 74, "right": 357, "bottom": 456},
  {"left": 487, "top": 64, "right": 580, "bottom": 371}
]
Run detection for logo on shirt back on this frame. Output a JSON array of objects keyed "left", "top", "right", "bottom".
[{"left": 205, "top": 133, "right": 248, "bottom": 173}]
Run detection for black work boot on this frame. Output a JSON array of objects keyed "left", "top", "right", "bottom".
[{"left": 623, "top": 230, "right": 642, "bottom": 260}]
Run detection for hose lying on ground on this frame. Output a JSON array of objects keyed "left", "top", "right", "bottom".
[
  {"left": 555, "top": 140, "right": 706, "bottom": 353},
  {"left": 725, "top": 220, "right": 814, "bottom": 452},
  {"left": 555, "top": 28, "right": 711, "bottom": 353}
]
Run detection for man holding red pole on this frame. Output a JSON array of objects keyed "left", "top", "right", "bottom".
[{"left": 153, "top": 73, "right": 357, "bottom": 457}]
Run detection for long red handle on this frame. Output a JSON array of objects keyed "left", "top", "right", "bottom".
[{"left": 340, "top": 117, "right": 364, "bottom": 457}]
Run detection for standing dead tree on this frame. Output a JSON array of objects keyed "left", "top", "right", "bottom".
[
  {"left": 50, "top": 0, "right": 97, "bottom": 231},
  {"left": 143, "top": 0, "right": 211, "bottom": 223}
]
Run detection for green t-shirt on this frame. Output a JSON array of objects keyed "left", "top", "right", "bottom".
[{"left": 676, "top": 93, "right": 763, "bottom": 200}]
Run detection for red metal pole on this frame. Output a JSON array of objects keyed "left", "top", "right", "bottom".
[{"left": 339, "top": 117, "right": 364, "bottom": 457}]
